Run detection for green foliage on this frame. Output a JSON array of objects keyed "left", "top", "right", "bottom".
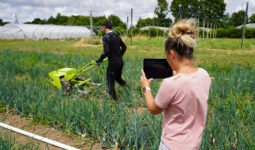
[
  {"left": 31, "top": 18, "right": 47, "bottom": 24},
  {"left": 0, "top": 19, "right": 8, "bottom": 26},
  {"left": 0, "top": 38, "right": 255, "bottom": 149},
  {"left": 170, "top": 0, "right": 200, "bottom": 20},
  {"left": 246, "top": 28, "right": 255, "bottom": 38},
  {"left": 112, "top": 27, "right": 126, "bottom": 36},
  {"left": 130, "top": 27, "right": 166, "bottom": 37},
  {"left": 200, "top": 0, "right": 226, "bottom": 23},
  {"left": 141, "top": 28, "right": 165, "bottom": 37},
  {"left": 154, "top": 0, "right": 172, "bottom": 26},
  {"left": 249, "top": 13, "right": 255, "bottom": 23},
  {"left": 93, "top": 16, "right": 107, "bottom": 26},
  {"left": 25, "top": 13, "right": 126, "bottom": 30},
  {"left": 170, "top": 0, "right": 226, "bottom": 23},
  {"left": 0, "top": 132, "right": 13, "bottom": 150},
  {"left": 218, "top": 27, "right": 242, "bottom": 38},
  {"left": 215, "top": 27, "right": 255, "bottom": 38},
  {"left": 0, "top": 50, "right": 161, "bottom": 149},
  {"left": 218, "top": 13, "right": 232, "bottom": 28},
  {"left": 0, "top": 131, "right": 40, "bottom": 150},
  {"left": 154, "top": 0, "right": 168, "bottom": 19},
  {"left": 108, "top": 15, "right": 126, "bottom": 29},
  {"left": 136, "top": 17, "right": 157, "bottom": 28},
  {"left": 231, "top": 10, "right": 246, "bottom": 27}
]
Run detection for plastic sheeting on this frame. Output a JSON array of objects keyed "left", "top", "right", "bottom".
[
  {"left": 0, "top": 24, "right": 91, "bottom": 40},
  {"left": 237, "top": 23, "right": 255, "bottom": 29}
]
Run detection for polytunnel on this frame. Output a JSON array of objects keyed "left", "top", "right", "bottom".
[{"left": 0, "top": 23, "right": 92, "bottom": 40}]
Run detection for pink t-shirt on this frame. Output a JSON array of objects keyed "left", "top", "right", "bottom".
[{"left": 155, "top": 68, "right": 211, "bottom": 150}]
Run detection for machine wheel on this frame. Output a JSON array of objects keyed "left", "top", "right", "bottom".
[{"left": 60, "top": 78, "right": 72, "bottom": 95}]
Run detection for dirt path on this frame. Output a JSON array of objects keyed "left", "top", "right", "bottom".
[{"left": 0, "top": 112, "right": 105, "bottom": 150}]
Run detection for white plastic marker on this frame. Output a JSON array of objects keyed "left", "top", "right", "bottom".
[{"left": 0, "top": 122, "right": 79, "bottom": 150}]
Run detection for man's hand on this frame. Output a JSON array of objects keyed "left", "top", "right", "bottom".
[{"left": 95, "top": 60, "right": 101, "bottom": 66}]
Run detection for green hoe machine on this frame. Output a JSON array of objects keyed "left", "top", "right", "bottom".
[{"left": 48, "top": 59, "right": 105, "bottom": 95}]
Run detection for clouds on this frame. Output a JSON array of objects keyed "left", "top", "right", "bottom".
[
  {"left": 224, "top": 0, "right": 255, "bottom": 16},
  {"left": 0, "top": 0, "right": 255, "bottom": 25},
  {"left": 0, "top": 0, "right": 159, "bottom": 25}
]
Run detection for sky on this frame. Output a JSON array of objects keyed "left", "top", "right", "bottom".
[{"left": 0, "top": 0, "right": 255, "bottom": 25}]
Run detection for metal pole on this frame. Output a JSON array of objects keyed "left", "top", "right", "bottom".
[
  {"left": 202, "top": 20, "right": 205, "bottom": 39},
  {"left": 178, "top": 4, "right": 182, "bottom": 20},
  {"left": 215, "top": 24, "right": 217, "bottom": 39},
  {"left": 90, "top": 10, "right": 93, "bottom": 44},
  {"left": 14, "top": 14, "right": 19, "bottom": 24},
  {"left": 241, "top": 2, "right": 249, "bottom": 49},
  {"left": 0, "top": 122, "right": 79, "bottom": 150},
  {"left": 206, "top": 22, "right": 209, "bottom": 39},
  {"left": 210, "top": 23, "right": 213, "bottom": 39},
  {"left": 131, "top": 8, "right": 133, "bottom": 46},
  {"left": 139, "top": 17, "right": 141, "bottom": 38},
  {"left": 197, "top": 19, "right": 200, "bottom": 38},
  {"left": 126, "top": 16, "right": 129, "bottom": 37}
]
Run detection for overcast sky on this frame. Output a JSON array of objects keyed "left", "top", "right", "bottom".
[{"left": 0, "top": 0, "right": 255, "bottom": 25}]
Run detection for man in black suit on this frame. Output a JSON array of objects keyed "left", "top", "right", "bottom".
[{"left": 96, "top": 20, "right": 127, "bottom": 100}]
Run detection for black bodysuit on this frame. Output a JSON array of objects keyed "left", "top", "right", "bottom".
[{"left": 96, "top": 32, "right": 127, "bottom": 100}]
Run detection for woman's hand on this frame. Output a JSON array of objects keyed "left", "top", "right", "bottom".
[
  {"left": 140, "top": 69, "right": 163, "bottom": 115},
  {"left": 141, "top": 69, "right": 153, "bottom": 88}
]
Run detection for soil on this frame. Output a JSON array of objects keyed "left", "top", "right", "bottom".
[{"left": 0, "top": 111, "right": 108, "bottom": 150}]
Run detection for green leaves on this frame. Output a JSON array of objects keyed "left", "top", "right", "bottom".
[
  {"left": 170, "top": 0, "right": 226, "bottom": 24},
  {"left": 1, "top": 40, "right": 255, "bottom": 149}
]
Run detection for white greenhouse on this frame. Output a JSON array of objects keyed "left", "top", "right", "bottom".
[{"left": 0, "top": 24, "right": 92, "bottom": 40}]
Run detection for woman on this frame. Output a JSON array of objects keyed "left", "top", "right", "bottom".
[{"left": 141, "top": 19, "right": 211, "bottom": 150}]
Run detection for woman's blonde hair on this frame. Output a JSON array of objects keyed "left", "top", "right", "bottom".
[{"left": 165, "top": 18, "right": 197, "bottom": 59}]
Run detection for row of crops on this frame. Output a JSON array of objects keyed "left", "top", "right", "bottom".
[
  {"left": 0, "top": 49, "right": 255, "bottom": 149},
  {"left": 0, "top": 131, "right": 40, "bottom": 149}
]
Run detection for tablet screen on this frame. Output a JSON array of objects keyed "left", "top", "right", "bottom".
[{"left": 143, "top": 58, "right": 173, "bottom": 79}]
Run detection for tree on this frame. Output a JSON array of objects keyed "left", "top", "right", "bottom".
[
  {"left": 73, "top": 16, "right": 90, "bottom": 26},
  {"left": 249, "top": 14, "right": 255, "bottom": 23},
  {"left": 218, "top": 13, "right": 232, "bottom": 28},
  {"left": 24, "top": 14, "right": 127, "bottom": 29},
  {"left": 47, "top": 16, "right": 56, "bottom": 24},
  {"left": 31, "top": 18, "right": 46, "bottom": 24},
  {"left": 154, "top": 0, "right": 172, "bottom": 26},
  {"left": 136, "top": 17, "right": 157, "bottom": 28},
  {"left": 55, "top": 13, "right": 68, "bottom": 25},
  {"left": 93, "top": 16, "right": 107, "bottom": 26},
  {"left": 0, "top": 19, "right": 4, "bottom": 26},
  {"left": 231, "top": 10, "right": 246, "bottom": 27},
  {"left": 108, "top": 15, "right": 126, "bottom": 29},
  {"left": 0, "top": 19, "right": 8, "bottom": 26},
  {"left": 170, "top": 0, "right": 226, "bottom": 24},
  {"left": 171, "top": 0, "right": 199, "bottom": 21},
  {"left": 200, "top": 0, "right": 226, "bottom": 23}
]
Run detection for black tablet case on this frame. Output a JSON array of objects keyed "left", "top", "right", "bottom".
[{"left": 143, "top": 58, "right": 173, "bottom": 79}]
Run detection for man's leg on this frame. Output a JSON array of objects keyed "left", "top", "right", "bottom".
[
  {"left": 107, "top": 69, "right": 117, "bottom": 100},
  {"left": 115, "top": 64, "right": 127, "bottom": 86}
]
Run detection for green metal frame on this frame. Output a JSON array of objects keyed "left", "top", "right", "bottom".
[{"left": 48, "top": 59, "right": 107, "bottom": 90}]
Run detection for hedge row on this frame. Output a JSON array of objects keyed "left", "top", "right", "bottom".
[
  {"left": 135, "top": 27, "right": 255, "bottom": 38},
  {"left": 214, "top": 27, "right": 255, "bottom": 38},
  {"left": 94, "top": 26, "right": 255, "bottom": 38}
]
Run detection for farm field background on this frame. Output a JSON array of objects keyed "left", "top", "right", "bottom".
[{"left": 0, "top": 37, "right": 255, "bottom": 149}]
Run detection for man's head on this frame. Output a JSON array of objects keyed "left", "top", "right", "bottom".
[
  {"left": 102, "top": 20, "right": 112, "bottom": 33},
  {"left": 102, "top": 20, "right": 112, "bottom": 29}
]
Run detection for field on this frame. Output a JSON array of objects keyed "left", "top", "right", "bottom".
[{"left": 0, "top": 37, "right": 255, "bottom": 149}]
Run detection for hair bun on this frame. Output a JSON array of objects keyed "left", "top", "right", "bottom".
[{"left": 169, "top": 19, "right": 197, "bottom": 48}]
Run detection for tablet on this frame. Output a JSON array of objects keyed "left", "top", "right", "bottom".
[{"left": 143, "top": 58, "right": 173, "bottom": 79}]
